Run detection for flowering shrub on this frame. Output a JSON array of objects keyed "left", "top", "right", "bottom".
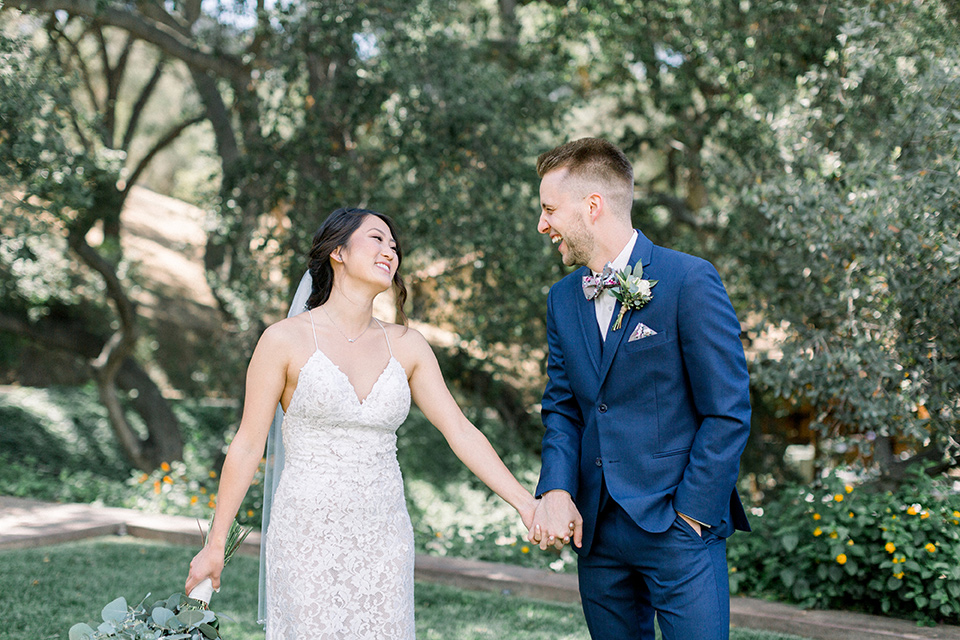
[
  {"left": 127, "top": 458, "right": 265, "bottom": 528},
  {"left": 727, "top": 465, "right": 960, "bottom": 625}
]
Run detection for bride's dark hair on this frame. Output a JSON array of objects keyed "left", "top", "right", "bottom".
[{"left": 306, "top": 207, "right": 408, "bottom": 325}]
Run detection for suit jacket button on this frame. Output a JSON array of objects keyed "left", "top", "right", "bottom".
[
  {"left": 595, "top": 458, "right": 602, "bottom": 467},
  {"left": 598, "top": 403, "right": 608, "bottom": 413}
]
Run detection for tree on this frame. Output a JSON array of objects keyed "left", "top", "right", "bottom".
[
  {"left": 2, "top": 0, "right": 571, "bottom": 461},
  {"left": 0, "top": 24, "right": 188, "bottom": 469},
  {"left": 729, "top": 0, "right": 960, "bottom": 482}
]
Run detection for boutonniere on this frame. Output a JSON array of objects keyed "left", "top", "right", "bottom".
[{"left": 610, "top": 263, "right": 658, "bottom": 331}]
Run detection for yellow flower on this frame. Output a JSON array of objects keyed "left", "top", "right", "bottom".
[
  {"left": 925, "top": 543, "right": 936, "bottom": 553},
  {"left": 138, "top": 473, "right": 149, "bottom": 484},
  {"left": 894, "top": 571, "right": 904, "bottom": 579},
  {"left": 829, "top": 531, "right": 838, "bottom": 539},
  {"left": 200, "top": 487, "right": 207, "bottom": 494},
  {"left": 730, "top": 567, "right": 738, "bottom": 573},
  {"left": 834, "top": 494, "right": 844, "bottom": 502},
  {"left": 162, "top": 475, "right": 173, "bottom": 484},
  {"left": 247, "top": 510, "right": 254, "bottom": 518},
  {"left": 812, "top": 513, "right": 821, "bottom": 520},
  {"left": 209, "top": 470, "right": 218, "bottom": 479},
  {"left": 160, "top": 462, "right": 171, "bottom": 472},
  {"left": 953, "top": 511, "right": 960, "bottom": 519},
  {"left": 847, "top": 539, "right": 854, "bottom": 546},
  {"left": 844, "top": 485, "right": 853, "bottom": 493},
  {"left": 953, "top": 520, "right": 959, "bottom": 526},
  {"left": 521, "top": 546, "right": 530, "bottom": 553},
  {"left": 208, "top": 500, "right": 216, "bottom": 508},
  {"left": 907, "top": 506, "right": 918, "bottom": 516},
  {"left": 190, "top": 496, "right": 198, "bottom": 505},
  {"left": 848, "top": 512, "right": 854, "bottom": 518},
  {"left": 813, "top": 527, "right": 823, "bottom": 537},
  {"left": 920, "top": 511, "right": 929, "bottom": 519},
  {"left": 153, "top": 481, "right": 162, "bottom": 494},
  {"left": 891, "top": 514, "right": 897, "bottom": 520},
  {"left": 836, "top": 554, "right": 847, "bottom": 565},
  {"left": 885, "top": 542, "right": 896, "bottom": 553},
  {"left": 435, "top": 532, "right": 443, "bottom": 538}
]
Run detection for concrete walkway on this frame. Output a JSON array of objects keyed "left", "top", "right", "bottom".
[{"left": 2, "top": 496, "right": 959, "bottom": 640}]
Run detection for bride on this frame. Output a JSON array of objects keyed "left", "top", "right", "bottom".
[{"left": 185, "top": 207, "right": 538, "bottom": 639}]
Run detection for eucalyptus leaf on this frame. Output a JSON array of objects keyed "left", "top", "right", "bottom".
[
  {"left": 177, "top": 610, "right": 206, "bottom": 626},
  {"left": 68, "top": 623, "right": 96, "bottom": 640},
  {"left": 198, "top": 623, "right": 220, "bottom": 639},
  {"left": 101, "top": 597, "right": 128, "bottom": 623},
  {"left": 97, "top": 621, "right": 116, "bottom": 634},
  {"left": 151, "top": 606, "right": 175, "bottom": 627}
]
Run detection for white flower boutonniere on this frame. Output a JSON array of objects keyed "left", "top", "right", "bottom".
[{"left": 610, "top": 263, "right": 658, "bottom": 331}]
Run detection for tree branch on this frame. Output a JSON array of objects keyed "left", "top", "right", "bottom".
[
  {"left": 6, "top": 0, "right": 248, "bottom": 81},
  {"left": 122, "top": 113, "right": 205, "bottom": 196},
  {"left": 121, "top": 54, "right": 166, "bottom": 150}
]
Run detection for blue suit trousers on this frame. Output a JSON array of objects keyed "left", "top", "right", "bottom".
[{"left": 578, "top": 483, "right": 731, "bottom": 640}]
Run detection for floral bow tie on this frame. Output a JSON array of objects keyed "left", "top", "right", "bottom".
[{"left": 582, "top": 263, "right": 618, "bottom": 300}]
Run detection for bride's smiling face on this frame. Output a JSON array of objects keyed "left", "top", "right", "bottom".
[{"left": 333, "top": 215, "right": 399, "bottom": 288}]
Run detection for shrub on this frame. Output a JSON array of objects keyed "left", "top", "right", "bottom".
[{"left": 728, "top": 465, "right": 960, "bottom": 625}]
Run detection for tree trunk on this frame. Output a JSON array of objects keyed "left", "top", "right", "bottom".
[{"left": 0, "top": 311, "right": 183, "bottom": 471}]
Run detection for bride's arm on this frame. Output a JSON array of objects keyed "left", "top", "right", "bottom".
[
  {"left": 185, "top": 326, "right": 288, "bottom": 594},
  {"left": 404, "top": 330, "right": 538, "bottom": 529}
]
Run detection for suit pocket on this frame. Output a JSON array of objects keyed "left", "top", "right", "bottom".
[
  {"left": 652, "top": 446, "right": 691, "bottom": 459},
  {"left": 623, "top": 329, "right": 671, "bottom": 352}
]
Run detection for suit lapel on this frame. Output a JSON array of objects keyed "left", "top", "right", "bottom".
[
  {"left": 596, "top": 231, "right": 654, "bottom": 385},
  {"left": 574, "top": 268, "right": 603, "bottom": 376}
]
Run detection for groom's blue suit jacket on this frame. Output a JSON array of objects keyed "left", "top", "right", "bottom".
[{"left": 536, "top": 230, "right": 752, "bottom": 555}]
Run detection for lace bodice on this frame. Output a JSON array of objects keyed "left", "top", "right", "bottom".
[{"left": 264, "top": 318, "right": 415, "bottom": 639}]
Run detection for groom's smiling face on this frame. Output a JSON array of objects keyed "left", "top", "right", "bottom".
[{"left": 538, "top": 167, "right": 595, "bottom": 267}]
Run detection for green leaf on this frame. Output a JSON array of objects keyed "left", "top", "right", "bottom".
[
  {"left": 68, "top": 623, "right": 96, "bottom": 640},
  {"left": 198, "top": 622, "right": 220, "bottom": 639},
  {"left": 915, "top": 595, "right": 929, "bottom": 609},
  {"left": 781, "top": 532, "right": 800, "bottom": 552},
  {"left": 101, "top": 597, "right": 128, "bottom": 623},
  {"left": 97, "top": 622, "right": 116, "bottom": 634},
  {"left": 152, "top": 606, "right": 176, "bottom": 627},
  {"left": 177, "top": 610, "right": 206, "bottom": 626},
  {"left": 780, "top": 567, "right": 797, "bottom": 588}
]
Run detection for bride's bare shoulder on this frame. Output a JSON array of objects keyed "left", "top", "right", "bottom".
[
  {"left": 379, "top": 321, "right": 433, "bottom": 359},
  {"left": 258, "top": 312, "right": 313, "bottom": 353}
]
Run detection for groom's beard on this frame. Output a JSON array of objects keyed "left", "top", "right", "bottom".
[{"left": 561, "top": 216, "right": 595, "bottom": 267}]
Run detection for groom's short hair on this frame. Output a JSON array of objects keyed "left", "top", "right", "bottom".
[{"left": 537, "top": 138, "right": 634, "bottom": 221}]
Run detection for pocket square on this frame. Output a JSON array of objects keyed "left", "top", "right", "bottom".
[{"left": 628, "top": 323, "right": 658, "bottom": 342}]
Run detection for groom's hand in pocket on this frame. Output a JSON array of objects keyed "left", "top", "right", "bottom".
[{"left": 529, "top": 490, "right": 583, "bottom": 551}]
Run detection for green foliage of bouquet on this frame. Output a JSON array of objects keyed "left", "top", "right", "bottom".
[
  {"left": 68, "top": 519, "right": 251, "bottom": 638},
  {"left": 68, "top": 592, "right": 223, "bottom": 640},
  {"left": 728, "top": 465, "right": 960, "bottom": 625}
]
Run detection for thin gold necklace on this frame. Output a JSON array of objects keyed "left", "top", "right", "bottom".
[{"left": 321, "top": 305, "right": 372, "bottom": 343}]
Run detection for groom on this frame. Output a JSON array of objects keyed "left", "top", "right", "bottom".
[{"left": 529, "top": 138, "right": 751, "bottom": 640}]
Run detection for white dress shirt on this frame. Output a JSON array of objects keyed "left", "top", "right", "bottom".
[{"left": 594, "top": 231, "right": 638, "bottom": 341}]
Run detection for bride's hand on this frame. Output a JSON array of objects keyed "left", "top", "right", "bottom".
[
  {"left": 185, "top": 543, "right": 225, "bottom": 595},
  {"left": 518, "top": 494, "right": 539, "bottom": 532}
]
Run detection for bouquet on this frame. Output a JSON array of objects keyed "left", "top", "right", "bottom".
[{"left": 68, "top": 519, "right": 251, "bottom": 640}]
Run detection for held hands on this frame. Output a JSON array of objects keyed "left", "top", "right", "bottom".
[
  {"left": 528, "top": 490, "right": 583, "bottom": 551},
  {"left": 185, "top": 543, "right": 225, "bottom": 596}
]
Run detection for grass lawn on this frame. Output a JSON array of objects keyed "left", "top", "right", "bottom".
[{"left": 0, "top": 538, "right": 813, "bottom": 640}]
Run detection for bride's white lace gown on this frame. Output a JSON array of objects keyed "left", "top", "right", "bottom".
[{"left": 265, "top": 317, "right": 414, "bottom": 639}]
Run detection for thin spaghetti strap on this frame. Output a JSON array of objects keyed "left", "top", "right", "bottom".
[
  {"left": 307, "top": 308, "right": 320, "bottom": 351},
  {"left": 374, "top": 318, "right": 394, "bottom": 358}
]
